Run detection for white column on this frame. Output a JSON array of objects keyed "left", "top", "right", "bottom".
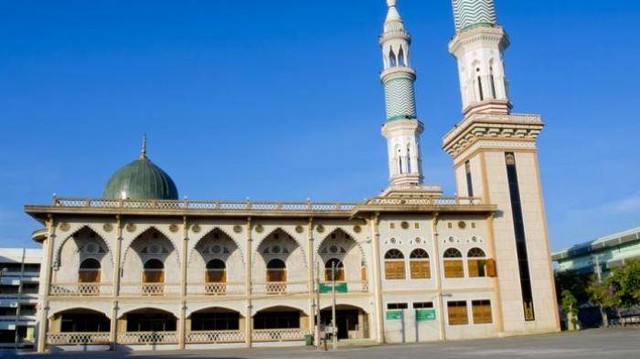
[
  {"left": 36, "top": 218, "right": 55, "bottom": 353},
  {"left": 370, "top": 215, "right": 385, "bottom": 343},
  {"left": 245, "top": 218, "right": 253, "bottom": 348}
]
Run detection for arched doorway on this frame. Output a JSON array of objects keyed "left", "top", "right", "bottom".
[
  {"left": 319, "top": 305, "right": 369, "bottom": 340},
  {"left": 142, "top": 259, "right": 164, "bottom": 295},
  {"left": 119, "top": 308, "right": 178, "bottom": 345},
  {"left": 47, "top": 309, "right": 111, "bottom": 346},
  {"left": 187, "top": 307, "right": 244, "bottom": 344},
  {"left": 205, "top": 259, "right": 227, "bottom": 294},
  {"left": 266, "top": 259, "right": 286, "bottom": 294},
  {"left": 78, "top": 258, "right": 101, "bottom": 296},
  {"left": 324, "top": 258, "right": 345, "bottom": 282}
]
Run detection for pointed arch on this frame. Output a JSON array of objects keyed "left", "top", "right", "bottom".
[
  {"left": 389, "top": 47, "right": 397, "bottom": 67},
  {"left": 398, "top": 46, "right": 406, "bottom": 66},
  {"left": 121, "top": 226, "right": 179, "bottom": 269},
  {"left": 187, "top": 226, "right": 245, "bottom": 267},
  {"left": 54, "top": 225, "right": 114, "bottom": 271},
  {"left": 252, "top": 227, "right": 307, "bottom": 268}
]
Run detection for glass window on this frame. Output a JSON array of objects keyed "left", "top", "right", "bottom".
[
  {"left": 447, "top": 301, "right": 468, "bottom": 326},
  {"left": 472, "top": 300, "right": 493, "bottom": 324}
]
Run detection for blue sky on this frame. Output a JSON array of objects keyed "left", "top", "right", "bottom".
[{"left": 0, "top": 0, "right": 638, "bottom": 251}]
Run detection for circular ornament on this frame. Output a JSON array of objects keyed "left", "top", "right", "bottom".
[
  {"left": 353, "top": 225, "right": 362, "bottom": 233},
  {"left": 458, "top": 221, "right": 466, "bottom": 229},
  {"left": 59, "top": 222, "right": 70, "bottom": 232},
  {"left": 169, "top": 224, "right": 179, "bottom": 233},
  {"left": 126, "top": 223, "right": 136, "bottom": 233},
  {"left": 272, "top": 245, "right": 281, "bottom": 254},
  {"left": 212, "top": 245, "right": 222, "bottom": 254},
  {"left": 103, "top": 223, "right": 113, "bottom": 232},
  {"left": 192, "top": 224, "right": 201, "bottom": 233},
  {"left": 295, "top": 225, "right": 304, "bottom": 234},
  {"left": 233, "top": 225, "right": 243, "bottom": 234},
  {"left": 316, "top": 224, "right": 325, "bottom": 233},
  {"left": 255, "top": 224, "right": 264, "bottom": 233},
  {"left": 401, "top": 221, "right": 409, "bottom": 229}
]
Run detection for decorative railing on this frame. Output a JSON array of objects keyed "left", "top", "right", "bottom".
[
  {"left": 187, "top": 282, "right": 245, "bottom": 296},
  {"left": 252, "top": 281, "right": 308, "bottom": 295},
  {"left": 365, "top": 196, "right": 482, "bottom": 206},
  {"left": 252, "top": 328, "right": 308, "bottom": 342},
  {"left": 186, "top": 330, "right": 245, "bottom": 344},
  {"left": 119, "top": 283, "right": 180, "bottom": 296},
  {"left": 47, "top": 332, "right": 111, "bottom": 345},
  {"left": 51, "top": 198, "right": 357, "bottom": 212},
  {"left": 50, "top": 283, "right": 112, "bottom": 297},
  {"left": 117, "top": 331, "right": 178, "bottom": 345}
]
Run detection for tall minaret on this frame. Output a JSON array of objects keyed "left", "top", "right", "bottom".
[
  {"left": 449, "top": 0, "right": 511, "bottom": 116},
  {"left": 444, "top": 0, "right": 560, "bottom": 334},
  {"left": 380, "top": 0, "right": 424, "bottom": 188}
]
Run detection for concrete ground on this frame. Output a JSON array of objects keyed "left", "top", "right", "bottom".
[{"left": 7, "top": 328, "right": 640, "bottom": 359}]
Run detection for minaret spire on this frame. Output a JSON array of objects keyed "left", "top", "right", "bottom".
[
  {"left": 140, "top": 134, "right": 148, "bottom": 160},
  {"left": 379, "top": 0, "right": 424, "bottom": 188},
  {"left": 449, "top": 0, "right": 511, "bottom": 116}
]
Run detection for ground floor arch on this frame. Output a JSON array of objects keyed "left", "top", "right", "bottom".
[{"left": 319, "top": 304, "right": 370, "bottom": 340}]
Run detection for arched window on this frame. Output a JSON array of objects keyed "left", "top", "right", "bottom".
[
  {"left": 406, "top": 145, "right": 412, "bottom": 173},
  {"left": 143, "top": 259, "right": 165, "bottom": 283},
  {"left": 477, "top": 68, "right": 484, "bottom": 101},
  {"left": 468, "top": 248, "right": 487, "bottom": 277},
  {"left": 397, "top": 149, "right": 403, "bottom": 174},
  {"left": 489, "top": 66, "right": 497, "bottom": 99},
  {"left": 410, "top": 249, "right": 431, "bottom": 279},
  {"left": 206, "top": 259, "right": 226, "bottom": 283},
  {"left": 398, "top": 47, "right": 406, "bottom": 66},
  {"left": 205, "top": 259, "right": 227, "bottom": 295},
  {"left": 78, "top": 258, "right": 101, "bottom": 283},
  {"left": 325, "top": 258, "right": 345, "bottom": 282},
  {"left": 384, "top": 249, "right": 406, "bottom": 280},
  {"left": 389, "top": 48, "right": 397, "bottom": 67},
  {"left": 266, "top": 259, "right": 286, "bottom": 294},
  {"left": 142, "top": 258, "right": 165, "bottom": 295},
  {"left": 443, "top": 248, "right": 464, "bottom": 278}
]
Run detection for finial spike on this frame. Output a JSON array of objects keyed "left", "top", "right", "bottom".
[
  {"left": 387, "top": 0, "right": 397, "bottom": 7},
  {"left": 140, "top": 134, "right": 148, "bottom": 160}
]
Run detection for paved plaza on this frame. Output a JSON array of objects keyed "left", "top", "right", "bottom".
[{"left": 5, "top": 328, "right": 639, "bottom": 359}]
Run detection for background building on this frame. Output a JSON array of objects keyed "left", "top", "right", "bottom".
[
  {"left": 0, "top": 248, "right": 41, "bottom": 349},
  {"left": 553, "top": 227, "right": 640, "bottom": 277},
  {"left": 24, "top": 0, "right": 559, "bottom": 352}
]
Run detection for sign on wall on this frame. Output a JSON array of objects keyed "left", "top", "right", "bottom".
[
  {"left": 415, "top": 309, "right": 436, "bottom": 321},
  {"left": 319, "top": 283, "right": 348, "bottom": 294},
  {"left": 386, "top": 310, "right": 403, "bottom": 320}
]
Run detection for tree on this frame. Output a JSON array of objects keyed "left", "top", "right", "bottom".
[
  {"left": 586, "top": 275, "right": 619, "bottom": 328},
  {"left": 561, "top": 290, "right": 579, "bottom": 330}
]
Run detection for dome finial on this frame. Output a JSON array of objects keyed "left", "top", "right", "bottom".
[
  {"left": 387, "top": 0, "right": 397, "bottom": 7},
  {"left": 140, "top": 134, "right": 148, "bottom": 160}
]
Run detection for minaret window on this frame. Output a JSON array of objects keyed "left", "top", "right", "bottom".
[
  {"left": 389, "top": 48, "right": 397, "bottom": 67},
  {"left": 397, "top": 149, "right": 403, "bottom": 174},
  {"left": 477, "top": 68, "right": 484, "bottom": 101},
  {"left": 398, "top": 47, "right": 406, "bottom": 67},
  {"left": 407, "top": 145, "right": 412, "bottom": 173},
  {"left": 490, "top": 66, "right": 497, "bottom": 99}
]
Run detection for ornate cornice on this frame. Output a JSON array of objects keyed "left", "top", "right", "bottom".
[{"left": 442, "top": 113, "right": 544, "bottom": 158}]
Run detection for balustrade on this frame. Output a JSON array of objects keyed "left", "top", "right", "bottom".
[
  {"left": 117, "top": 331, "right": 178, "bottom": 345},
  {"left": 186, "top": 282, "right": 245, "bottom": 296},
  {"left": 186, "top": 330, "right": 245, "bottom": 344},
  {"left": 119, "top": 283, "right": 180, "bottom": 296},
  {"left": 252, "top": 328, "right": 308, "bottom": 342},
  {"left": 47, "top": 332, "right": 110, "bottom": 345},
  {"left": 252, "top": 281, "right": 308, "bottom": 295},
  {"left": 49, "top": 283, "right": 112, "bottom": 297}
]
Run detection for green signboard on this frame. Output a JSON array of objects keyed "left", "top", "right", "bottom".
[
  {"left": 415, "top": 309, "right": 437, "bottom": 321},
  {"left": 319, "top": 283, "right": 348, "bottom": 294},
  {"left": 386, "top": 310, "right": 403, "bottom": 320}
]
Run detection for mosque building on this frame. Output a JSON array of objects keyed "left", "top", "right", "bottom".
[{"left": 25, "top": 0, "right": 560, "bottom": 352}]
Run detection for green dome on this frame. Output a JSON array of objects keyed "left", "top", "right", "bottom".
[{"left": 103, "top": 156, "right": 179, "bottom": 200}]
